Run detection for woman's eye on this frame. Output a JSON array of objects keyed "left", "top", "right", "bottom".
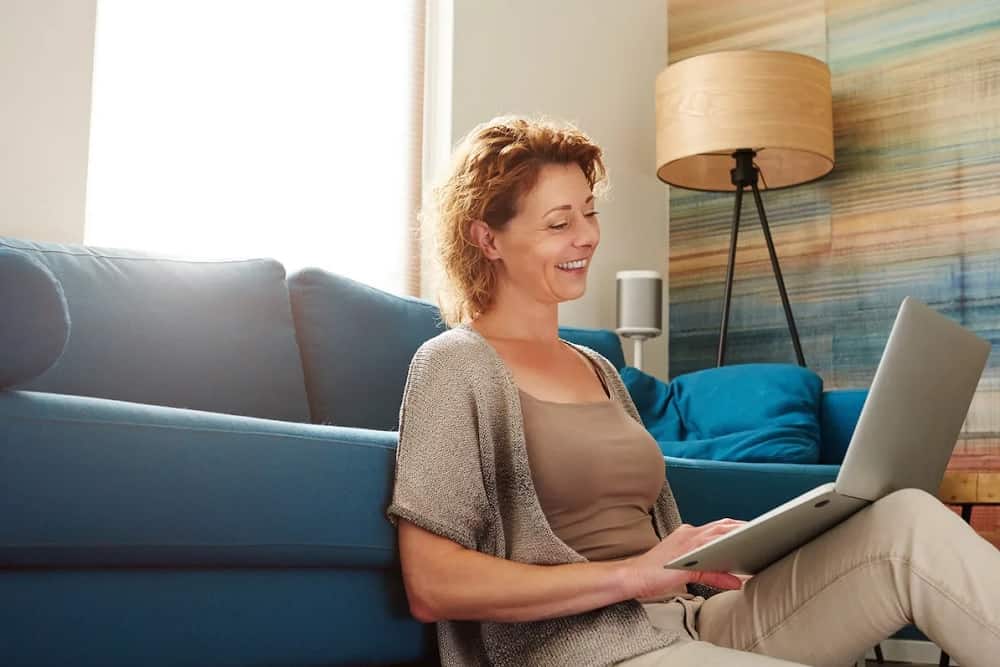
[
  {"left": 550, "top": 222, "right": 569, "bottom": 230},
  {"left": 585, "top": 210, "right": 600, "bottom": 218}
]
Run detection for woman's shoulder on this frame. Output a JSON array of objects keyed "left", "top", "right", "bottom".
[
  {"left": 409, "top": 325, "right": 496, "bottom": 378},
  {"left": 563, "top": 339, "right": 616, "bottom": 374},
  {"left": 562, "top": 340, "right": 635, "bottom": 405}
]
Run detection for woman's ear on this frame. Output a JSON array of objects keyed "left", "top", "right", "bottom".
[{"left": 469, "top": 220, "right": 502, "bottom": 261}]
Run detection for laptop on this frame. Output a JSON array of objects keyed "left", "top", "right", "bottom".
[{"left": 664, "top": 297, "right": 991, "bottom": 576}]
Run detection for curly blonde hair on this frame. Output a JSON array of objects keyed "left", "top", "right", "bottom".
[{"left": 430, "top": 115, "right": 607, "bottom": 326}]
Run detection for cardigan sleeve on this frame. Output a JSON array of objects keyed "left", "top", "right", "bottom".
[{"left": 386, "top": 343, "right": 489, "bottom": 551}]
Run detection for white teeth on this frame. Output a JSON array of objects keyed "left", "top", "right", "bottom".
[{"left": 557, "top": 259, "right": 587, "bottom": 270}]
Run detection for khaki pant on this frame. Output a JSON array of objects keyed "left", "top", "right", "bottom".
[{"left": 617, "top": 489, "right": 1000, "bottom": 667}]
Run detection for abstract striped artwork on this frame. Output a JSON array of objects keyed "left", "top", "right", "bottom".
[{"left": 667, "top": 0, "right": 1000, "bottom": 544}]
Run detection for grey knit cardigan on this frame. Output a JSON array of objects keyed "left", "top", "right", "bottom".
[{"left": 386, "top": 324, "right": 685, "bottom": 666}]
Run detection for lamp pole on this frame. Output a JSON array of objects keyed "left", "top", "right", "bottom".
[{"left": 717, "top": 149, "right": 806, "bottom": 368}]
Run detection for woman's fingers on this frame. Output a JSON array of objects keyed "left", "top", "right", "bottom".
[
  {"left": 691, "top": 570, "right": 744, "bottom": 590},
  {"left": 694, "top": 521, "right": 745, "bottom": 543},
  {"left": 655, "top": 519, "right": 751, "bottom": 564},
  {"left": 706, "top": 521, "right": 743, "bottom": 532},
  {"left": 638, "top": 520, "right": 752, "bottom": 598}
]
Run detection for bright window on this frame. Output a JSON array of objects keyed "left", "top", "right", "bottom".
[{"left": 86, "top": 1, "right": 421, "bottom": 294}]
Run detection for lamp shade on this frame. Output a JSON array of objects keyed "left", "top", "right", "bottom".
[{"left": 655, "top": 50, "right": 834, "bottom": 192}]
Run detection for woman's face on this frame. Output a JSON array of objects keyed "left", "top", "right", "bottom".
[{"left": 480, "top": 162, "right": 600, "bottom": 306}]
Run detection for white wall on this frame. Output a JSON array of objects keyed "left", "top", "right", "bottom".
[
  {"left": 0, "top": 0, "right": 673, "bottom": 374},
  {"left": 0, "top": 0, "right": 97, "bottom": 243},
  {"left": 440, "top": 0, "right": 671, "bottom": 378}
]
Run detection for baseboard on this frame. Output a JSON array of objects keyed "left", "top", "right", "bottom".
[{"left": 858, "top": 638, "right": 956, "bottom": 665}]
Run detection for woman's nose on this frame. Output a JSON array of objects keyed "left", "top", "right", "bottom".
[{"left": 574, "top": 214, "right": 599, "bottom": 246}]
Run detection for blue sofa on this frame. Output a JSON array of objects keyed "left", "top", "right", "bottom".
[{"left": 0, "top": 237, "right": 869, "bottom": 666}]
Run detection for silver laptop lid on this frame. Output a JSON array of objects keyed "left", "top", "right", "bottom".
[{"left": 835, "top": 297, "right": 990, "bottom": 501}]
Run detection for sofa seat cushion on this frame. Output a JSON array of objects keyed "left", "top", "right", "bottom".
[
  {"left": 0, "top": 391, "right": 396, "bottom": 568},
  {"left": 1, "top": 237, "right": 309, "bottom": 422},
  {"left": 622, "top": 363, "right": 823, "bottom": 464},
  {"left": 0, "top": 249, "right": 70, "bottom": 388},
  {"left": 288, "top": 268, "right": 446, "bottom": 430}
]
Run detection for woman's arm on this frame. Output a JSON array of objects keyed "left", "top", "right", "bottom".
[{"left": 398, "top": 518, "right": 746, "bottom": 624}]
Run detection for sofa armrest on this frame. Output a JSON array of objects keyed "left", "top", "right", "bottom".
[
  {"left": 0, "top": 390, "right": 399, "bottom": 568},
  {"left": 664, "top": 456, "right": 840, "bottom": 525}
]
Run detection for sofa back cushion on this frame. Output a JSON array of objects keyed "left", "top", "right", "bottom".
[
  {"left": 819, "top": 389, "right": 868, "bottom": 464},
  {"left": 288, "top": 268, "right": 446, "bottom": 430},
  {"left": 3, "top": 238, "right": 310, "bottom": 422}
]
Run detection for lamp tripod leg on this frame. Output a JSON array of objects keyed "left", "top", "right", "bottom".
[
  {"left": 717, "top": 185, "right": 744, "bottom": 367},
  {"left": 750, "top": 181, "right": 806, "bottom": 367}
]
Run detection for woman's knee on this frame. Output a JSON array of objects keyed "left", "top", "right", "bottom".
[
  {"left": 871, "top": 488, "right": 947, "bottom": 530},
  {"left": 879, "top": 487, "right": 940, "bottom": 512}
]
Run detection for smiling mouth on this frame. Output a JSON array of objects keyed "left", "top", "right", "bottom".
[{"left": 556, "top": 258, "right": 588, "bottom": 271}]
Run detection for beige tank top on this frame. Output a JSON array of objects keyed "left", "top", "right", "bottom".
[{"left": 519, "top": 353, "right": 664, "bottom": 561}]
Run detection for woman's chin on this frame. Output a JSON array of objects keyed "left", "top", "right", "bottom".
[
  {"left": 556, "top": 286, "right": 588, "bottom": 302},
  {"left": 544, "top": 274, "right": 589, "bottom": 302}
]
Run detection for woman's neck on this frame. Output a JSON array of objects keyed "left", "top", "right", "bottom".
[{"left": 471, "top": 305, "right": 560, "bottom": 344}]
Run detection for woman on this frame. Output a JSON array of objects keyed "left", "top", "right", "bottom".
[{"left": 386, "top": 116, "right": 1000, "bottom": 666}]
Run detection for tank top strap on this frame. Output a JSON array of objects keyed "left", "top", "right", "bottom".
[{"left": 562, "top": 341, "right": 611, "bottom": 399}]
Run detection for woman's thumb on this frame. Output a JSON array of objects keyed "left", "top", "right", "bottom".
[{"left": 692, "top": 571, "right": 744, "bottom": 590}]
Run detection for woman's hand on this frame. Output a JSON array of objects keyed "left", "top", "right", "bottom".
[{"left": 621, "top": 519, "right": 749, "bottom": 600}]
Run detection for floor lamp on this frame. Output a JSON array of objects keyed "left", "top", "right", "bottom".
[{"left": 654, "top": 50, "right": 835, "bottom": 368}]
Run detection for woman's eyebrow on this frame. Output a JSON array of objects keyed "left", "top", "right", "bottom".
[{"left": 542, "top": 195, "right": 595, "bottom": 217}]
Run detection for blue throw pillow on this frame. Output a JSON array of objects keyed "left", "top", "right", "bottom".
[
  {"left": 0, "top": 249, "right": 71, "bottom": 388},
  {"left": 621, "top": 364, "right": 823, "bottom": 464}
]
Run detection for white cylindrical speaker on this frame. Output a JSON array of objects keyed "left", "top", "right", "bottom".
[
  {"left": 615, "top": 271, "right": 663, "bottom": 370},
  {"left": 616, "top": 270, "right": 663, "bottom": 337},
  {"left": 616, "top": 270, "right": 663, "bottom": 371}
]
